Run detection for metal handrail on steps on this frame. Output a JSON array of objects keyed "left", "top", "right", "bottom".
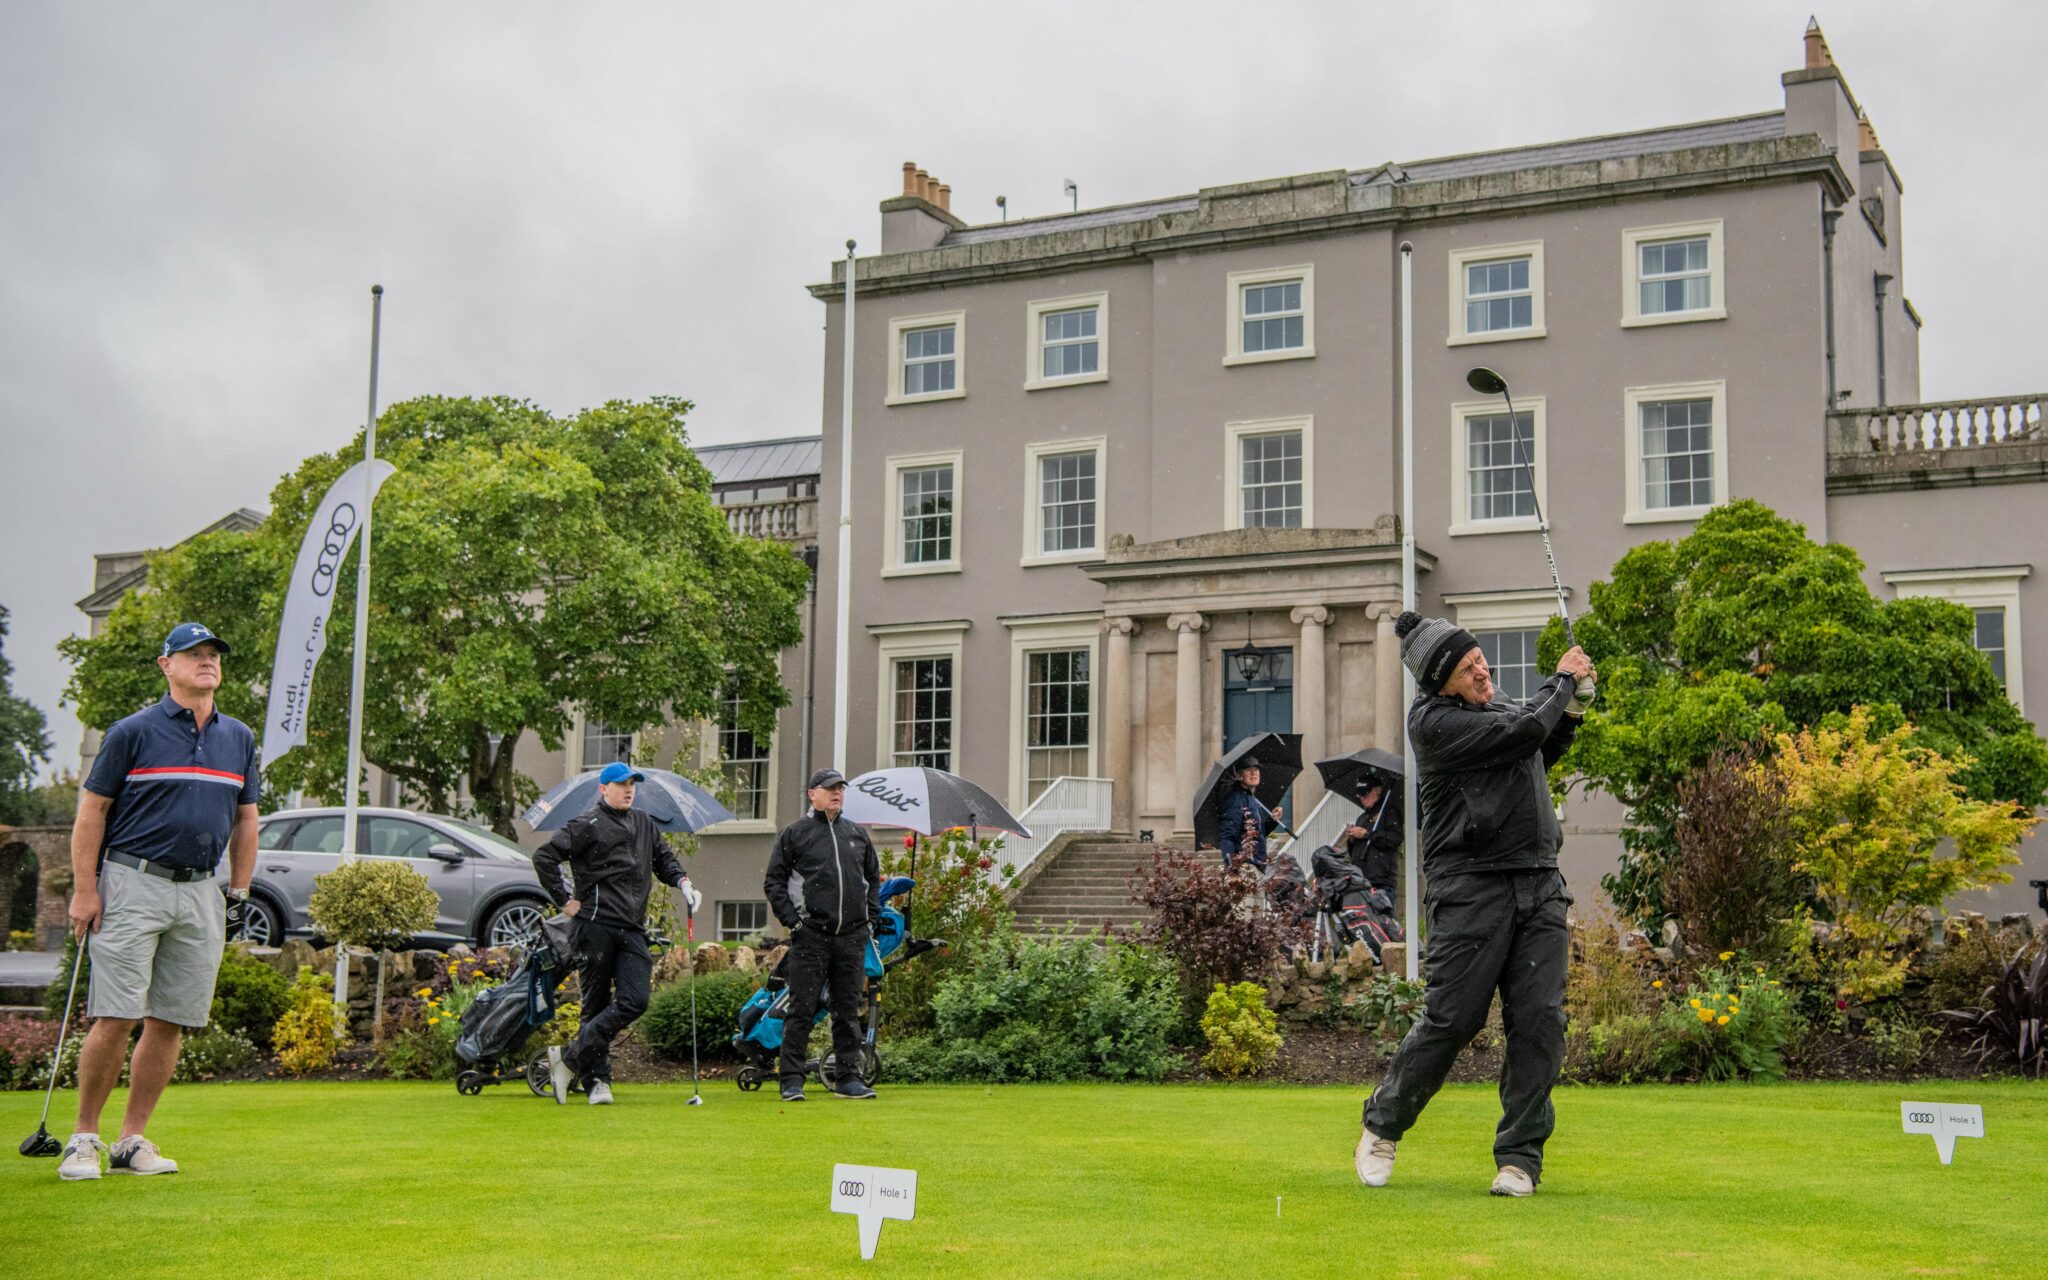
[{"left": 988, "top": 777, "right": 1113, "bottom": 879}]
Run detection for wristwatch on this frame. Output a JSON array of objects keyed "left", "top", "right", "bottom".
[{"left": 223, "top": 886, "right": 250, "bottom": 903}]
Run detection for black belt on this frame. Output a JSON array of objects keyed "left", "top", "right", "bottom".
[{"left": 105, "top": 850, "right": 212, "bottom": 883}]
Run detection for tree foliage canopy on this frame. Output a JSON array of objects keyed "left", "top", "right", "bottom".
[
  {"left": 0, "top": 605, "right": 54, "bottom": 824},
  {"left": 62, "top": 396, "right": 808, "bottom": 832},
  {"left": 1553, "top": 500, "right": 2048, "bottom": 923}
]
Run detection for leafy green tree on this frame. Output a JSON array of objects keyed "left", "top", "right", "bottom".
[
  {"left": 309, "top": 858, "right": 441, "bottom": 1046},
  {"left": 0, "top": 606, "right": 53, "bottom": 824},
  {"left": 62, "top": 396, "right": 808, "bottom": 833},
  {"left": 1556, "top": 500, "right": 2048, "bottom": 925}
]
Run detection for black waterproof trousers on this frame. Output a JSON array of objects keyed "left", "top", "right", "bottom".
[
  {"left": 778, "top": 927, "right": 868, "bottom": 1087},
  {"left": 564, "top": 921, "right": 652, "bottom": 1085},
  {"left": 1364, "top": 867, "right": 1570, "bottom": 1180}
]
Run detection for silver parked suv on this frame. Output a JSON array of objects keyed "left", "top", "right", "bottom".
[{"left": 222, "top": 806, "right": 553, "bottom": 950}]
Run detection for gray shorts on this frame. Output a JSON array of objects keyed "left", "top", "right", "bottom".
[{"left": 87, "top": 859, "right": 226, "bottom": 1028}]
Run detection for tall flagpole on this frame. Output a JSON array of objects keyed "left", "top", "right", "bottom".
[
  {"left": 335, "top": 284, "right": 383, "bottom": 1009},
  {"left": 831, "top": 242, "right": 855, "bottom": 770},
  {"left": 1398, "top": 244, "right": 1419, "bottom": 983}
]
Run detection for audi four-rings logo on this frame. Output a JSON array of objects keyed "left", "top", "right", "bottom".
[
  {"left": 1907, "top": 1111, "right": 1935, "bottom": 1124},
  {"left": 308, "top": 503, "right": 359, "bottom": 598},
  {"left": 838, "top": 1179, "right": 865, "bottom": 1197}
]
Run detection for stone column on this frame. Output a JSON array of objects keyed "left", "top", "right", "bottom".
[
  {"left": 1167, "top": 612, "right": 1207, "bottom": 837},
  {"left": 1102, "top": 617, "right": 1139, "bottom": 834},
  {"left": 1290, "top": 604, "right": 1330, "bottom": 815},
  {"left": 1372, "top": 604, "right": 1403, "bottom": 754}
]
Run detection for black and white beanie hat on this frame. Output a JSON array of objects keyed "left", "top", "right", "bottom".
[{"left": 1395, "top": 611, "right": 1480, "bottom": 695}]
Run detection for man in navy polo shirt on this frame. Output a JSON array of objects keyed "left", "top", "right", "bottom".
[{"left": 60, "top": 622, "right": 259, "bottom": 1181}]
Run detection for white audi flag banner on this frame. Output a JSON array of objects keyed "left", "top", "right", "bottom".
[{"left": 260, "top": 458, "right": 397, "bottom": 771}]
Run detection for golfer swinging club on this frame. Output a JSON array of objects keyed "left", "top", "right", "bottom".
[
  {"left": 1356, "top": 612, "right": 1594, "bottom": 1197},
  {"left": 537, "top": 762, "right": 701, "bottom": 1105}
]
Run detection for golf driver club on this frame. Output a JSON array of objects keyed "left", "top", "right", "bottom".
[
  {"left": 684, "top": 904, "right": 702, "bottom": 1106},
  {"left": 1465, "top": 366, "right": 1576, "bottom": 649},
  {"left": 20, "top": 933, "right": 86, "bottom": 1157}
]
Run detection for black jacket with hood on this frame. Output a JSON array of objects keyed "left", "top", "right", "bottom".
[
  {"left": 1407, "top": 672, "right": 1582, "bottom": 879},
  {"left": 763, "top": 807, "right": 882, "bottom": 937},
  {"left": 532, "top": 802, "right": 688, "bottom": 931}
]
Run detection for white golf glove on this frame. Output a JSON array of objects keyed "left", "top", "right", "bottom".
[
  {"left": 1567, "top": 674, "right": 1597, "bottom": 717},
  {"left": 681, "top": 881, "right": 703, "bottom": 915}
]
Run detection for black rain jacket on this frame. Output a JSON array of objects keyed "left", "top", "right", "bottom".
[
  {"left": 763, "top": 808, "right": 882, "bottom": 937},
  {"left": 532, "top": 802, "right": 688, "bottom": 931},
  {"left": 1407, "top": 673, "right": 1581, "bottom": 878}
]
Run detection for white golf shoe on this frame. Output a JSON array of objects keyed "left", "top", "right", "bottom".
[
  {"left": 1490, "top": 1165, "right": 1535, "bottom": 1197},
  {"left": 59, "top": 1134, "right": 106, "bottom": 1181},
  {"left": 1355, "top": 1131, "right": 1396, "bottom": 1187},
  {"left": 547, "top": 1046, "right": 573, "bottom": 1105},
  {"left": 110, "top": 1136, "right": 179, "bottom": 1175},
  {"left": 587, "top": 1081, "right": 613, "bottom": 1106}
]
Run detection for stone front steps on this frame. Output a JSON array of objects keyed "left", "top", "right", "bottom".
[{"left": 1010, "top": 839, "right": 1163, "bottom": 938}]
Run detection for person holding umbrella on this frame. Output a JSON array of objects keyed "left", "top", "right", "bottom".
[
  {"left": 537, "top": 762, "right": 702, "bottom": 1106},
  {"left": 1355, "top": 612, "right": 1594, "bottom": 1197},
  {"left": 763, "top": 768, "right": 883, "bottom": 1102},
  {"left": 1336, "top": 776, "right": 1402, "bottom": 908},
  {"left": 1215, "top": 758, "right": 1279, "bottom": 871}
]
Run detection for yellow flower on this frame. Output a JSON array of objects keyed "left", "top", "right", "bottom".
[
  {"left": 416, "top": 987, "right": 431, "bottom": 997},
  {"left": 428, "top": 1017, "right": 441, "bottom": 1025},
  {"left": 1716, "top": 1015, "right": 1730, "bottom": 1026},
  {"left": 1753, "top": 965, "right": 1765, "bottom": 974},
  {"left": 1651, "top": 980, "right": 1664, "bottom": 989},
  {"left": 1689, "top": 999, "right": 1702, "bottom": 1010},
  {"left": 1718, "top": 951, "right": 1735, "bottom": 962},
  {"left": 1696, "top": 1008, "right": 1714, "bottom": 1024}
]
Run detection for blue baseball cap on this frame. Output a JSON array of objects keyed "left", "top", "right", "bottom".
[
  {"left": 162, "top": 622, "right": 231, "bottom": 657},
  {"left": 598, "top": 762, "right": 645, "bottom": 785}
]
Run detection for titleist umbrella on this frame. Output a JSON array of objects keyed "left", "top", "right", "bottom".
[
  {"left": 840, "top": 766, "right": 1031, "bottom": 838},
  {"left": 1192, "top": 732, "right": 1302, "bottom": 850},
  {"left": 521, "top": 767, "right": 736, "bottom": 833}
]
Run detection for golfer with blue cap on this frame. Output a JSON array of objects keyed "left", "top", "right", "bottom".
[{"left": 535, "top": 761, "right": 701, "bottom": 1105}]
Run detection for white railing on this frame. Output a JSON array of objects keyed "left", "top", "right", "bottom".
[
  {"left": 722, "top": 497, "right": 817, "bottom": 543},
  {"left": 989, "top": 777, "right": 1114, "bottom": 878},
  {"left": 1273, "top": 791, "right": 1353, "bottom": 873},
  {"left": 1828, "top": 395, "right": 2044, "bottom": 455}
]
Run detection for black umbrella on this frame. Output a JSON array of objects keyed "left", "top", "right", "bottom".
[
  {"left": 1313, "top": 748, "right": 1406, "bottom": 798},
  {"left": 1193, "top": 732, "right": 1302, "bottom": 850}
]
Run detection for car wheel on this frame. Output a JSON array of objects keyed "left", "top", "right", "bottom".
[
  {"left": 482, "top": 898, "right": 547, "bottom": 950},
  {"left": 228, "top": 895, "right": 284, "bottom": 947}
]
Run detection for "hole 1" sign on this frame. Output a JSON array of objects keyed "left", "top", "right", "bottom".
[
  {"left": 830, "top": 1163, "right": 918, "bottom": 1259},
  {"left": 1900, "top": 1101, "right": 1985, "bottom": 1165}
]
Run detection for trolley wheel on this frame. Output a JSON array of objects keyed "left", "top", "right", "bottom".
[
  {"left": 735, "top": 1066, "right": 763, "bottom": 1092},
  {"left": 456, "top": 1070, "right": 485, "bottom": 1097},
  {"left": 526, "top": 1053, "right": 553, "bottom": 1097},
  {"left": 820, "top": 1045, "right": 882, "bottom": 1087}
]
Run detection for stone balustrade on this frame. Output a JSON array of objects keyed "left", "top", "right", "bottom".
[
  {"left": 1827, "top": 396, "right": 2048, "bottom": 494},
  {"left": 722, "top": 497, "right": 817, "bottom": 543}
]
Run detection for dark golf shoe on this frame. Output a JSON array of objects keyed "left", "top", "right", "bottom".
[
  {"left": 832, "top": 1077, "right": 877, "bottom": 1100},
  {"left": 780, "top": 1081, "right": 806, "bottom": 1102}
]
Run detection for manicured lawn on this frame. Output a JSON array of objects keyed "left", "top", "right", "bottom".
[{"left": 2, "top": 1079, "right": 2042, "bottom": 1278}]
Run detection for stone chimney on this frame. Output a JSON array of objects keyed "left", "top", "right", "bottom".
[
  {"left": 880, "top": 159, "right": 967, "bottom": 254},
  {"left": 1857, "top": 109, "right": 1881, "bottom": 152},
  {"left": 1804, "top": 16, "right": 1833, "bottom": 69}
]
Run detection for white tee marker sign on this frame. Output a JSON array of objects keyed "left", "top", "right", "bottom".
[
  {"left": 831, "top": 1163, "right": 918, "bottom": 1260},
  {"left": 1901, "top": 1102, "right": 1985, "bottom": 1165}
]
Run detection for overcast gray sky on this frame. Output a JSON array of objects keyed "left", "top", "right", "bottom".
[{"left": 3, "top": 2, "right": 2043, "bottom": 778}]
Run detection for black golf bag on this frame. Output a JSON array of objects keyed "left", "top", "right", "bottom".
[
  {"left": 1262, "top": 853, "right": 1318, "bottom": 934},
  {"left": 452, "top": 916, "right": 578, "bottom": 1096},
  {"left": 1309, "top": 845, "right": 1404, "bottom": 960}
]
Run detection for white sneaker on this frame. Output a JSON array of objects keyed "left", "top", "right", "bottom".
[
  {"left": 547, "top": 1046, "right": 573, "bottom": 1105},
  {"left": 1355, "top": 1131, "right": 1396, "bottom": 1187},
  {"left": 587, "top": 1080, "right": 613, "bottom": 1106},
  {"left": 59, "top": 1134, "right": 106, "bottom": 1181},
  {"left": 110, "top": 1136, "right": 179, "bottom": 1176},
  {"left": 1490, "top": 1165, "right": 1535, "bottom": 1197}
]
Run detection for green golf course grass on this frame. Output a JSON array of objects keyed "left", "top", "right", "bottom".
[{"left": 2, "top": 1079, "right": 2041, "bottom": 1278}]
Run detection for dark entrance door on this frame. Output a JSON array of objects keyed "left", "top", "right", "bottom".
[{"left": 1222, "top": 646, "right": 1294, "bottom": 824}]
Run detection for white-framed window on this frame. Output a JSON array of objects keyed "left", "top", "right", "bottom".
[
  {"left": 1224, "top": 265, "right": 1315, "bottom": 365},
  {"left": 1622, "top": 219, "right": 1726, "bottom": 327},
  {"left": 1882, "top": 566, "right": 2030, "bottom": 713},
  {"left": 1623, "top": 381, "right": 1727, "bottom": 524},
  {"left": 1025, "top": 292, "right": 1109, "bottom": 390},
  {"left": 579, "top": 717, "right": 633, "bottom": 771},
  {"left": 718, "top": 900, "right": 770, "bottom": 942},
  {"left": 1021, "top": 438, "right": 1106, "bottom": 565},
  {"left": 1449, "top": 395, "right": 1547, "bottom": 537},
  {"left": 1443, "top": 588, "right": 1572, "bottom": 705},
  {"left": 1002, "top": 615, "right": 1101, "bottom": 808},
  {"left": 886, "top": 310, "right": 967, "bottom": 405},
  {"left": 883, "top": 450, "right": 963, "bottom": 576},
  {"left": 716, "top": 684, "right": 773, "bottom": 826},
  {"left": 1448, "top": 241, "right": 1546, "bottom": 345},
  {"left": 871, "top": 622, "right": 970, "bottom": 773},
  {"left": 1225, "top": 417, "right": 1313, "bottom": 530}
]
